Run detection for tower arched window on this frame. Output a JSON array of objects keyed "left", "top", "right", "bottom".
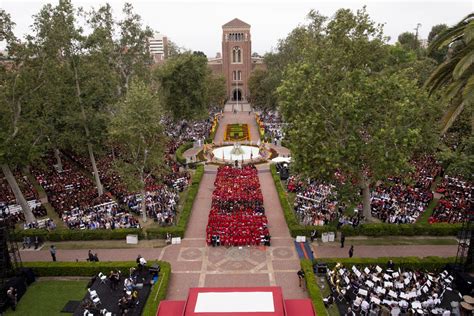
[
  {"left": 237, "top": 70, "right": 242, "bottom": 80},
  {"left": 232, "top": 47, "right": 242, "bottom": 63}
]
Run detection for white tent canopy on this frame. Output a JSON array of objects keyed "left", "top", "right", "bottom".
[{"left": 271, "top": 156, "right": 291, "bottom": 163}]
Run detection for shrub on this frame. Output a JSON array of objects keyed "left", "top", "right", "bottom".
[
  {"left": 270, "top": 165, "right": 462, "bottom": 238},
  {"left": 176, "top": 142, "right": 194, "bottom": 165},
  {"left": 301, "top": 259, "right": 327, "bottom": 316},
  {"left": 316, "top": 256, "right": 455, "bottom": 271},
  {"left": 142, "top": 261, "right": 171, "bottom": 316},
  {"left": 13, "top": 228, "right": 144, "bottom": 242}
]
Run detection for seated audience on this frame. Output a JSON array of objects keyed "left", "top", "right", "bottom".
[
  {"left": 431, "top": 175, "right": 473, "bottom": 224},
  {"left": 206, "top": 165, "right": 269, "bottom": 247}
]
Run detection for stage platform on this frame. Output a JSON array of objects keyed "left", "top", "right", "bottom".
[
  {"left": 156, "top": 286, "right": 315, "bottom": 316},
  {"left": 73, "top": 267, "right": 156, "bottom": 316}
]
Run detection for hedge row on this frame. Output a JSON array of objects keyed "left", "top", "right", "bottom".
[
  {"left": 13, "top": 228, "right": 145, "bottom": 242},
  {"left": 22, "top": 261, "right": 171, "bottom": 316},
  {"left": 316, "top": 256, "right": 456, "bottom": 271},
  {"left": 13, "top": 165, "right": 205, "bottom": 241},
  {"left": 146, "top": 164, "right": 204, "bottom": 239},
  {"left": 142, "top": 261, "right": 171, "bottom": 316},
  {"left": 270, "top": 165, "right": 462, "bottom": 237},
  {"left": 176, "top": 141, "right": 194, "bottom": 165},
  {"left": 301, "top": 259, "right": 327, "bottom": 316}
]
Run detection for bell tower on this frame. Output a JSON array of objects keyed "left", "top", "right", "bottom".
[{"left": 222, "top": 18, "right": 251, "bottom": 102}]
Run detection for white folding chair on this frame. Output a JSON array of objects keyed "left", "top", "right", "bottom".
[
  {"left": 98, "top": 272, "right": 107, "bottom": 285},
  {"left": 88, "top": 288, "right": 98, "bottom": 299},
  {"left": 92, "top": 295, "right": 101, "bottom": 306}
]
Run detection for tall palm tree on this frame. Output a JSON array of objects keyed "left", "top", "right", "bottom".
[{"left": 425, "top": 13, "right": 474, "bottom": 135}]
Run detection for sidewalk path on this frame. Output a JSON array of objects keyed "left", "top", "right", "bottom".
[{"left": 313, "top": 244, "right": 457, "bottom": 258}]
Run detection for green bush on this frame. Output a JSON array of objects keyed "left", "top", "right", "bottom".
[
  {"left": 13, "top": 228, "right": 144, "bottom": 242},
  {"left": 142, "top": 261, "right": 172, "bottom": 316},
  {"left": 316, "top": 256, "right": 455, "bottom": 272},
  {"left": 301, "top": 259, "right": 327, "bottom": 316},
  {"left": 176, "top": 141, "right": 194, "bottom": 165},
  {"left": 147, "top": 164, "right": 204, "bottom": 239},
  {"left": 270, "top": 165, "right": 462, "bottom": 237}
]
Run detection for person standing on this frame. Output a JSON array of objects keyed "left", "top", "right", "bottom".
[
  {"left": 348, "top": 245, "right": 354, "bottom": 258},
  {"left": 297, "top": 269, "right": 305, "bottom": 288},
  {"left": 88, "top": 250, "right": 94, "bottom": 262},
  {"left": 6, "top": 287, "right": 17, "bottom": 311},
  {"left": 340, "top": 232, "right": 345, "bottom": 248},
  {"left": 310, "top": 229, "right": 318, "bottom": 242},
  {"left": 50, "top": 245, "right": 57, "bottom": 261}
]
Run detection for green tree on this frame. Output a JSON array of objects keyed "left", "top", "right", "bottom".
[
  {"left": 206, "top": 74, "right": 226, "bottom": 108},
  {"left": 166, "top": 40, "right": 181, "bottom": 58},
  {"left": 0, "top": 10, "right": 46, "bottom": 223},
  {"left": 398, "top": 31, "right": 419, "bottom": 51},
  {"left": 248, "top": 68, "right": 276, "bottom": 112},
  {"left": 278, "top": 8, "right": 439, "bottom": 219},
  {"left": 428, "top": 24, "right": 448, "bottom": 63},
  {"left": 155, "top": 52, "right": 211, "bottom": 120},
  {"left": 115, "top": 3, "right": 153, "bottom": 96},
  {"left": 425, "top": 13, "right": 474, "bottom": 135},
  {"left": 39, "top": 0, "right": 107, "bottom": 196},
  {"left": 109, "top": 81, "right": 165, "bottom": 222}
]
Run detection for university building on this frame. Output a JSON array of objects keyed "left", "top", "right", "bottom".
[
  {"left": 208, "top": 18, "right": 265, "bottom": 102},
  {"left": 149, "top": 32, "right": 168, "bottom": 64}
]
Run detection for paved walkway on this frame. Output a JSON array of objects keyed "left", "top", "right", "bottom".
[
  {"left": 214, "top": 111, "right": 260, "bottom": 144},
  {"left": 313, "top": 244, "right": 457, "bottom": 258}
]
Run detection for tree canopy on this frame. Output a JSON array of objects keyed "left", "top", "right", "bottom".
[
  {"left": 155, "top": 52, "right": 214, "bottom": 120},
  {"left": 277, "top": 8, "right": 440, "bottom": 218}
]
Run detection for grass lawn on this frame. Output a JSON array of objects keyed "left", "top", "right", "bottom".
[{"left": 5, "top": 280, "right": 87, "bottom": 315}]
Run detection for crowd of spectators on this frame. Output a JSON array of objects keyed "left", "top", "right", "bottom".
[
  {"left": 206, "top": 165, "right": 270, "bottom": 247},
  {"left": 286, "top": 155, "right": 442, "bottom": 226},
  {"left": 61, "top": 201, "right": 139, "bottom": 230},
  {"left": 163, "top": 114, "right": 216, "bottom": 144},
  {"left": 0, "top": 171, "right": 38, "bottom": 204},
  {"left": 326, "top": 262, "right": 458, "bottom": 315},
  {"left": 0, "top": 170, "right": 51, "bottom": 225},
  {"left": 288, "top": 176, "right": 340, "bottom": 226},
  {"left": 258, "top": 111, "right": 285, "bottom": 143},
  {"left": 67, "top": 145, "right": 190, "bottom": 227},
  {"left": 367, "top": 155, "right": 441, "bottom": 224},
  {"left": 431, "top": 176, "right": 473, "bottom": 224},
  {"left": 31, "top": 153, "right": 139, "bottom": 230}
]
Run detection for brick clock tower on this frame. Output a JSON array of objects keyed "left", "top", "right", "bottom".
[{"left": 222, "top": 18, "right": 252, "bottom": 102}]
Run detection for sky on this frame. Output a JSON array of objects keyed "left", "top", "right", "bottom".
[{"left": 2, "top": 0, "right": 473, "bottom": 57}]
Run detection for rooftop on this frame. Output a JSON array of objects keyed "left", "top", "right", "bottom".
[{"left": 222, "top": 18, "right": 250, "bottom": 29}]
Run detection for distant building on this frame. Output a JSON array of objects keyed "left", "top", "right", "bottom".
[
  {"left": 208, "top": 18, "right": 265, "bottom": 102},
  {"left": 149, "top": 32, "right": 168, "bottom": 64},
  {"left": 419, "top": 39, "right": 429, "bottom": 49}
]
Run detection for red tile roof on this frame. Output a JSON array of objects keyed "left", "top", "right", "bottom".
[{"left": 222, "top": 18, "right": 250, "bottom": 29}]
